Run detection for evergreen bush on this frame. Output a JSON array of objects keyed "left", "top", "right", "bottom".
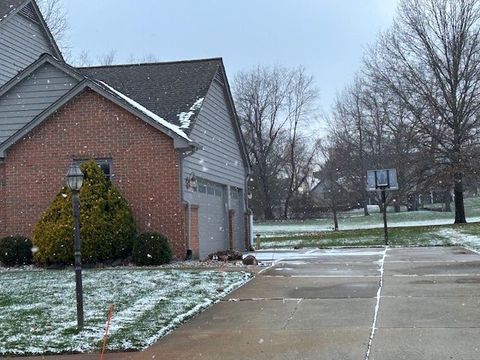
[
  {"left": 32, "top": 160, "right": 137, "bottom": 265},
  {"left": 132, "top": 233, "right": 172, "bottom": 266},
  {"left": 0, "top": 236, "right": 33, "bottom": 267}
]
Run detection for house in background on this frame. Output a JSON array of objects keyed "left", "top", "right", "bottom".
[{"left": 0, "top": 0, "right": 251, "bottom": 259}]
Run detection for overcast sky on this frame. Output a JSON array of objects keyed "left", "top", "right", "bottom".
[{"left": 63, "top": 0, "right": 400, "bottom": 113}]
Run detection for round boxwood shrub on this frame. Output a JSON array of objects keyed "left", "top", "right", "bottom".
[
  {"left": 0, "top": 236, "right": 33, "bottom": 267},
  {"left": 133, "top": 233, "right": 172, "bottom": 266},
  {"left": 33, "top": 160, "right": 137, "bottom": 265}
]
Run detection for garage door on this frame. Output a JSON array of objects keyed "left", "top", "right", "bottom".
[
  {"left": 230, "top": 187, "right": 245, "bottom": 251},
  {"left": 196, "top": 179, "right": 228, "bottom": 258}
]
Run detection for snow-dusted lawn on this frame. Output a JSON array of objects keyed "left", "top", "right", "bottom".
[
  {"left": 437, "top": 228, "right": 480, "bottom": 253},
  {"left": 0, "top": 268, "right": 251, "bottom": 356},
  {"left": 255, "top": 223, "right": 480, "bottom": 254},
  {"left": 255, "top": 198, "right": 480, "bottom": 237},
  {"left": 255, "top": 215, "right": 480, "bottom": 236}
]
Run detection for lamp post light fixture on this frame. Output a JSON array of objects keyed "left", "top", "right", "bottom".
[
  {"left": 66, "top": 164, "right": 85, "bottom": 330},
  {"left": 185, "top": 172, "right": 198, "bottom": 191}
]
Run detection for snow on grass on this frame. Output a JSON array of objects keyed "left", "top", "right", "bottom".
[
  {"left": 436, "top": 228, "right": 480, "bottom": 252},
  {"left": 0, "top": 268, "right": 251, "bottom": 355},
  {"left": 259, "top": 235, "right": 382, "bottom": 249},
  {"left": 255, "top": 197, "right": 480, "bottom": 237},
  {"left": 260, "top": 239, "right": 305, "bottom": 248},
  {"left": 254, "top": 215, "right": 480, "bottom": 237},
  {"left": 256, "top": 224, "right": 475, "bottom": 252}
]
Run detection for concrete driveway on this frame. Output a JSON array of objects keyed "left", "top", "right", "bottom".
[{"left": 6, "top": 246, "right": 480, "bottom": 360}]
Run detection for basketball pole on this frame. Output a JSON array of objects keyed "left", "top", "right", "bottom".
[{"left": 381, "top": 187, "right": 388, "bottom": 246}]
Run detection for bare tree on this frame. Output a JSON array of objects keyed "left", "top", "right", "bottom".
[
  {"left": 126, "top": 53, "right": 159, "bottom": 64},
  {"left": 97, "top": 50, "right": 117, "bottom": 66},
  {"left": 74, "top": 50, "right": 92, "bottom": 67},
  {"left": 330, "top": 78, "right": 371, "bottom": 215},
  {"left": 233, "top": 65, "right": 320, "bottom": 220},
  {"left": 316, "top": 140, "right": 360, "bottom": 230},
  {"left": 233, "top": 66, "right": 289, "bottom": 220},
  {"left": 141, "top": 53, "right": 159, "bottom": 63},
  {"left": 365, "top": 0, "right": 480, "bottom": 223},
  {"left": 282, "top": 67, "right": 320, "bottom": 218},
  {"left": 37, "top": 0, "right": 69, "bottom": 52},
  {"left": 318, "top": 155, "right": 341, "bottom": 231},
  {"left": 376, "top": 89, "right": 423, "bottom": 210}
]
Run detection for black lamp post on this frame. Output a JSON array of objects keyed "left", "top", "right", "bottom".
[{"left": 66, "top": 164, "right": 84, "bottom": 330}]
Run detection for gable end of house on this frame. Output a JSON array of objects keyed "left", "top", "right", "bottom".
[{"left": 0, "top": 0, "right": 63, "bottom": 87}]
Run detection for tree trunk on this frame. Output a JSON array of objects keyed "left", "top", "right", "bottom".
[
  {"left": 443, "top": 190, "right": 452, "bottom": 212},
  {"left": 283, "top": 194, "right": 291, "bottom": 220},
  {"left": 363, "top": 198, "right": 370, "bottom": 216},
  {"left": 332, "top": 199, "right": 339, "bottom": 231},
  {"left": 454, "top": 173, "right": 466, "bottom": 224},
  {"left": 394, "top": 201, "right": 401, "bottom": 212},
  {"left": 410, "top": 194, "right": 418, "bottom": 211},
  {"left": 260, "top": 173, "right": 275, "bottom": 220},
  {"left": 264, "top": 206, "right": 275, "bottom": 221}
]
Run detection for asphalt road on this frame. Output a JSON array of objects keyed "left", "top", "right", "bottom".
[{"left": 7, "top": 246, "right": 480, "bottom": 360}]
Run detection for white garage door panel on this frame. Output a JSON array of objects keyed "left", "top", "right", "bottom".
[{"left": 196, "top": 180, "right": 227, "bottom": 258}]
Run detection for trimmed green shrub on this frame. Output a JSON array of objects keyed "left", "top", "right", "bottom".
[
  {"left": 132, "top": 233, "right": 172, "bottom": 266},
  {"left": 33, "top": 160, "right": 137, "bottom": 265},
  {"left": 0, "top": 236, "right": 33, "bottom": 267}
]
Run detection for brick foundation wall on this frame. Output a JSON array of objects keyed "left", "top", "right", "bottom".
[
  {"left": 186, "top": 204, "right": 199, "bottom": 259},
  {"left": 0, "top": 89, "right": 186, "bottom": 258}
]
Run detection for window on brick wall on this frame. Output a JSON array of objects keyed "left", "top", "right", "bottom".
[
  {"left": 97, "top": 159, "right": 113, "bottom": 180},
  {"left": 74, "top": 159, "right": 113, "bottom": 181}
]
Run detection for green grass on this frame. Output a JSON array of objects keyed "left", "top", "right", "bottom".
[
  {"left": 0, "top": 269, "right": 251, "bottom": 356},
  {"left": 258, "top": 222, "right": 480, "bottom": 249},
  {"left": 256, "top": 197, "right": 480, "bottom": 251},
  {"left": 255, "top": 197, "right": 480, "bottom": 237}
]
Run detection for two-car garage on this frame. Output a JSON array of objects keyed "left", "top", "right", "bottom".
[{"left": 186, "top": 178, "right": 245, "bottom": 259}]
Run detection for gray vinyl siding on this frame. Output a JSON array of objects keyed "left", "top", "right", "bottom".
[
  {"left": 231, "top": 188, "right": 245, "bottom": 250},
  {"left": 0, "top": 63, "right": 77, "bottom": 145},
  {"left": 183, "top": 78, "right": 246, "bottom": 191},
  {"left": 0, "top": 12, "right": 54, "bottom": 87}
]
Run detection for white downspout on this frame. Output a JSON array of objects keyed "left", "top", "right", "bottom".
[{"left": 245, "top": 171, "right": 253, "bottom": 249}]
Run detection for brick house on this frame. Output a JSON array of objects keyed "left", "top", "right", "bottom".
[{"left": 0, "top": 0, "right": 251, "bottom": 259}]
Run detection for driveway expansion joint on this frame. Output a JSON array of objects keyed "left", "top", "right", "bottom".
[
  {"left": 223, "top": 297, "right": 302, "bottom": 302},
  {"left": 365, "top": 246, "right": 388, "bottom": 360},
  {"left": 281, "top": 298, "right": 303, "bottom": 330}
]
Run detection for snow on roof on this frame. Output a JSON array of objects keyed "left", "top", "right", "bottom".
[
  {"left": 176, "top": 97, "right": 204, "bottom": 129},
  {"left": 79, "top": 59, "right": 221, "bottom": 132},
  {"left": 98, "top": 81, "right": 192, "bottom": 142}
]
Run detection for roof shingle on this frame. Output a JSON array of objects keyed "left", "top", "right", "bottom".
[
  {"left": 0, "top": 0, "right": 28, "bottom": 22},
  {"left": 79, "top": 58, "right": 221, "bottom": 133}
]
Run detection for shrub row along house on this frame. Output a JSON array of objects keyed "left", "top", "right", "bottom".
[{"left": 0, "top": 0, "right": 251, "bottom": 259}]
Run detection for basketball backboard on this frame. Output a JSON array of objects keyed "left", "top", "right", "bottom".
[{"left": 367, "top": 169, "right": 398, "bottom": 191}]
